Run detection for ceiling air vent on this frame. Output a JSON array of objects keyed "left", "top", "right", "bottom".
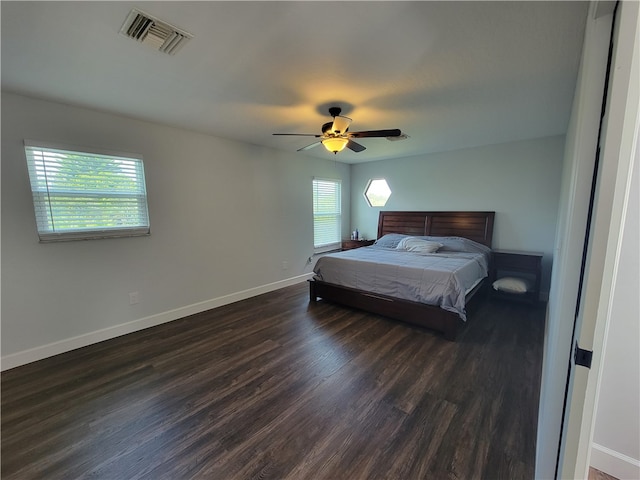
[
  {"left": 120, "top": 9, "right": 193, "bottom": 55},
  {"left": 387, "top": 133, "right": 410, "bottom": 141}
]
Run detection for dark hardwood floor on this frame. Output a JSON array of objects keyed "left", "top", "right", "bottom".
[
  {"left": 589, "top": 467, "right": 619, "bottom": 480},
  {"left": 2, "top": 282, "right": 545, "bottom": 479}
]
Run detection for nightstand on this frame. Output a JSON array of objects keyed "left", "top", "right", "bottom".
[
  {"left": 490, "top": 250, "right": 543, "bottom": 304},
  {"left": 341, "top": 239, "right": 375, "bottom": 251}
]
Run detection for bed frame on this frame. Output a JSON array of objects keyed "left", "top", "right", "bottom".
[{"left": 309, "top": 211, "right": 495, "bottom": 340}]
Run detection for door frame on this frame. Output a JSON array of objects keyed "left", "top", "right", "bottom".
[
  {"left": 535, "top": 2, "right": 614, "bottom": 477},
  {"left": 560, "top": 1, "right": 640, "bottom": 478},
  {"left": 535, "top": 1, "right": 640, "bottom": 478}
]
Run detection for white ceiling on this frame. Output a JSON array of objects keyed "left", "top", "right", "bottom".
[{"left": 1, "top": 1, "right": 588, "bottom": 164}]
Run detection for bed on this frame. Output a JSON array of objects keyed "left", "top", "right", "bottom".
[{"left": 309, "top": 211, "right": 495, "bottom": 340}]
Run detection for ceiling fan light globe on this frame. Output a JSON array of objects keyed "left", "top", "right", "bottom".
[
  {"left": 322, "top": 137, "right": 348, "bottom": 154},
  {"left": 331, "top": 115, "right": 352, "bottom": 134}
]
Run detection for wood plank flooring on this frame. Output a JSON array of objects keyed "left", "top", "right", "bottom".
[
  {"left": 589, "top": 467, "right": 619, "bottom": 480},
  {"left": 2, "top": 282, "right": 545, "bottom": 479}
]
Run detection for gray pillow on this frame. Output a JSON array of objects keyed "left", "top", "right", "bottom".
[
  {"left": 419, "top": 236, "right": 491, "bottom": 254},
  {"left": 373, "top": 233, "right": 409, "bottom": 249}
]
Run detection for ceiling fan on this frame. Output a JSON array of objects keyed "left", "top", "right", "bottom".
[{"left": 273, "top": 107, "right": 402, "bottom": 154}]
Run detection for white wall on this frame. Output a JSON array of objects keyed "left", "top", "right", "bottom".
[
  {"left": 350, "top": 136, "right": 565, "bottom": 296},
  {"left": 1, "top": 92, "right": 351, "bottom": 368}
]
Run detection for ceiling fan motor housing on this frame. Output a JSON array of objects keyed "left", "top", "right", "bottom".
[{"left": 272, "top": 105, "right": 401, "bottom": 154}]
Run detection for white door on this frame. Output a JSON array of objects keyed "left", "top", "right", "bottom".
[
  {"left": 534, "top": 3, "right": 613, "bottom": 478},
  {"left": 559, "top": 2, "right": 640, "bottom": 478}
]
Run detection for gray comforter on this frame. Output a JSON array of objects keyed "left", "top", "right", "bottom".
[{"left": 313, "top": 245, "right": 490, "bottom": 320}]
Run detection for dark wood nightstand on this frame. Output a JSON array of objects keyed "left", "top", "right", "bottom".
[
  {"left": 490, "top": 250, "right": 543, "bottom": 304},
  {"left": 341, "top": 239, "right": 375, "bottom": 251}
]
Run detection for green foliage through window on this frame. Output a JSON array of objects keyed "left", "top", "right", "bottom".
[
  {"left": 24, "top": 141, "right": 150, "bottom": 242},
  {"left": 364, "top": 178, "right": 391, "bottom": 207},
  {"left": 312, "top": 178, "right": 341, "bottom": 251}
]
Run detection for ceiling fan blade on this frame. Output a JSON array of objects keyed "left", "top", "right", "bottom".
[
  {"left": 348, "top": 129, "right": 402, "bottom": 138},
  {"left": 330, "top": 115, "right": 352, "bottom": 135},
  {"left": 297, "top": 141, "right": 322, "bottom": 152},
  {"left": 273, "top": 133, "right": 322, "bottom": 137},
  {"left": 347, "top": 140, "right": 366, "bottom": 152}
]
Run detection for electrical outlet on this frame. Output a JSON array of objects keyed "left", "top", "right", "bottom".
[{"left": 129, "top": 291, "right": 139, "bottom": 305}]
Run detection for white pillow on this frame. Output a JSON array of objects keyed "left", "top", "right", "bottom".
[
  {"left": 396, "top": 237, "right": 442, "bottom": 254},
  {"left": 492, "top": 276, "right": 532, "bottom": 294}
]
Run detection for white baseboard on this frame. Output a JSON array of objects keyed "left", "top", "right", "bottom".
[
  {"left": 590, "top": 442, "right": 640, "bottom": 480},
  {"left": 1, "top": 273, "right": 313, "bottom": 371}
]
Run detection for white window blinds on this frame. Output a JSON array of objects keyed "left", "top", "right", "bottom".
[
  {"left": 313, "top": 177, "right": 341, "bottom": 252},
  {"left": 24, "top": 141, "right": 150, "bottom": 242}
]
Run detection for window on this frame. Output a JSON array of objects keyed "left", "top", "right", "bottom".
[
  {"left": 312, "top": 177, "right": 341, "bottom": 252},
  {"left": 364, "top": 178, "right": 391, "bottom": 207},
  {"left": 24, "top": 141, "right": 150, "bottom": 242}
]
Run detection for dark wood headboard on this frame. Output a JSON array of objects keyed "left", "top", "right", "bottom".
[{"left": 377, "top": 211, "right": 495, "bottom": 248}]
